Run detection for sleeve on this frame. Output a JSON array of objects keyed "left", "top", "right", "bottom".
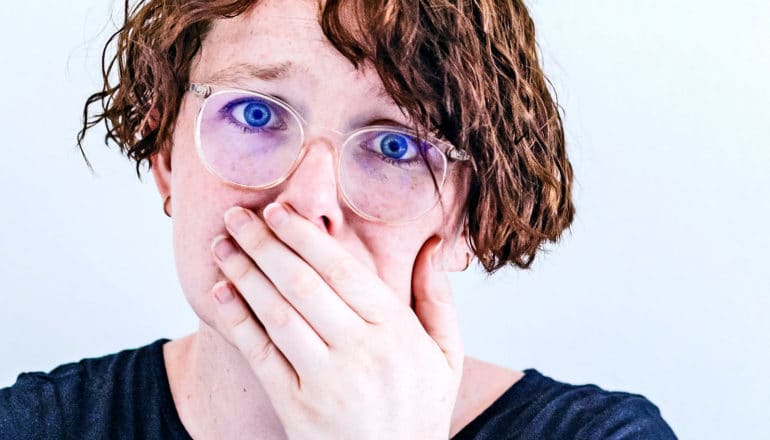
[
  {"left": 575, "top": 395, "right": 678, "bottom": 440},
  {"left": 0, "top": 373, "right": 67, "bottom": 440}
]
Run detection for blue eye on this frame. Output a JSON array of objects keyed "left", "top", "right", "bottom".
[
  {"left": 234, "top": 101, "right": 272, "bottom": 128},
  {"left": 218, "top": 96, "right": 289, "bottom": 134},
  {"left": 357, "top": 130, "right": 435, "bottom": 169},
  {"left": 378, "top": 133, "right": 414, "bottom": 160}
]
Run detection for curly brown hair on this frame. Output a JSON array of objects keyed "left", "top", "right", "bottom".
[{"left": 78, "top": 0, "right": 575, "bottom": 273}]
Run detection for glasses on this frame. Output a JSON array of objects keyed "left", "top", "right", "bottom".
[{"left": 188, "top": 83, "right": 470, "bottom": 224}]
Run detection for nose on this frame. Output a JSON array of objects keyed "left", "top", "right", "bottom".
[{"left": 273, "top": 136, "right": 344, "bottom": 235}]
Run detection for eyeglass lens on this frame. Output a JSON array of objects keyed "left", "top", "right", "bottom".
[{"left": 197, "top": 90, "right": 447, "bottom": 222}]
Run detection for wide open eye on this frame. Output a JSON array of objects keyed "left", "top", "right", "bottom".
[
  {"left": 237, "top": 100, "right": 271, "bottom": 127},
  {"left": 369, "top": 131, "right": 423, "bottom": 164},
  {"left": 377, "top": 132, "right": 415, "bottom": 160},
  {"left": 221, "top": 97, "right": 286, "bottom": 132}
]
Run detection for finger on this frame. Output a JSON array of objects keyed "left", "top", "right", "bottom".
[
  {"left": 223, "top": 207, "right": 363, "bottom": 347},
  {"left": 411, "top": 236, "right": 464, "bottom": 372},
  {"left": 263, "top": 202, "right": 401, "bottom": 324},
  {"left": 212, "top": 234, "right": 328, "bottom": 376},
  {"left": 210, "top": 280, "right": 298, "bottom": 394}
]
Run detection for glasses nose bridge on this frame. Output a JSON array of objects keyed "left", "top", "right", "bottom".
[{"left": 297, "top": 121, "right": 348, "bottom": 158}]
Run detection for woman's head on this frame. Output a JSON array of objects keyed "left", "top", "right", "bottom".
[{"left": 80, "top": 0, "right": 574, "bottom": 316}]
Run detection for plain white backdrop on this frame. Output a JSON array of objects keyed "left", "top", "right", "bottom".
[{"left": 1, "top": 1, "right": 768, "bottom": 439}]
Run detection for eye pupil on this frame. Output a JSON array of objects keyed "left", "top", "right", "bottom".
[
  {"left": 243, "top": 102, "right": 271, "bottom": 127},
  {"left": 380, "top": 133, "right": 409, "bottom": 159}
]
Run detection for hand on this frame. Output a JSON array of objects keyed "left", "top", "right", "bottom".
[{"left": 208, "top": 202, "right": 464, "bottom": 439}]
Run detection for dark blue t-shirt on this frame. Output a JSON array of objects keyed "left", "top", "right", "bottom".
[{"left": 0, "top": 339, "right": 677, "bottom": 439}]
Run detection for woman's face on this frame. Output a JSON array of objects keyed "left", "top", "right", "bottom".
[{"left": 152, "top": 0, "right": 470, "bottom": 323}]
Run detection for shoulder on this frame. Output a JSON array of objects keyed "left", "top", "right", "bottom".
[
  {"left": 518, "top": 369, "right": 677, "bottom": 439},
  {"left": 0, "top": 339, "right": 173, "bottom": 439},
  {"left": 454, "top": 368, "right": 677, "bottom": 440}
]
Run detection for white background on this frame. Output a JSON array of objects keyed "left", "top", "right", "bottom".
[{"left": 1, "top": 1, "right": 768, "bottom": 439}]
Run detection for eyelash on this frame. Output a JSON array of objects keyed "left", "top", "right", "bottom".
[
  {"left": 380, "top": 155, "right": 423, "bottom": 167},
  {"left": 358, "top": 139, "right": 426, "bottom": 169},
  {"left": 218, "top": 98, "right": 287, "bottom": 134}
]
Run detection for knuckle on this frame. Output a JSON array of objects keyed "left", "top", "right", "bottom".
[
  {"left": 227, "top": 306, "right": 252, "bottom": 331},
  {"left": 247, "top": 341, "right": 275, "bottom": 365},
  {"left": 356, "top": 303, "right": 391, "bottom": 325},
  {"left": 240, "top": 222, "right": 271, "bottom": 251},
  {"left": 287, "top": 273, "right": 323, "bottom": 300},
  {"left": 372, "top": 335, "right": 397, "bottom": 360},
  {"left": 326, "top": 256, "right": 360, "bottom": 287},
  {"left": 230, "top": 259, "right": 255, "bottom": 285},
  {"left": 342, "top": 327, "right": 367, "bottom": 348},
  {"left": 296, "top": 395, "right": 323, "bottom": 421},
  {"left": 264, "top": 305, "right": 292, "bottom": 328}
]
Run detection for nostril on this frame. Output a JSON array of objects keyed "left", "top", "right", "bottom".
[{"left": 322, "top": 216, "right": 331, "bottom": 233}]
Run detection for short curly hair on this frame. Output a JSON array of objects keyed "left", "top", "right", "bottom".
[{"left": 78, "top": 0, "right": 575, "bottom": 273}]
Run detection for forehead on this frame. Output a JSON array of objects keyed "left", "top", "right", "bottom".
[
  {"left": 191, "top": 0, "right": 380, "bottom": 95},
  {"left": 188, "top": 0, "right": 408, "bottom": 128},
  {"left": 205, "top": 0, "right": 325, "bottom": 60}
]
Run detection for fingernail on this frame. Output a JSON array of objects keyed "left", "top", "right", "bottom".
[
  {"left": 212, "top": 236, "right": 236, "bottom": 261},
  {"left": 225, "top": 207, "right": 253, "bottom": 232},
  {"left": 213, "top": 281, "right": 234, "bottom": 304},
  {"left": 264, "top": 203, "right": 288, "bottom": 228}
]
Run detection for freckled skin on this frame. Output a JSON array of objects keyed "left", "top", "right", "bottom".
[
  {"left": 156, "top": 0, "right": 470, "bottom": 327},
  {"left": 151, "top": 1, "right": 521, "bottom": 438}
]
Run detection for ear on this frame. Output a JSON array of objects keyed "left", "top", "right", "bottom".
[
  {"left": 146, "top": 107, "right": 172, "bottom": 202},
  {"left": 439, "top": 226, "right": 474, "bottom": 272},
  {"left": 439, "top": 164, "right": 475, "bottom": 272},
  {"left": 150, "top": 146, "right": 173, "bottom": 206},
  {"left": 141, "top": 107, "right": 161, "bottom": 138}
]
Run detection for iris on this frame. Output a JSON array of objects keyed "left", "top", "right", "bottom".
[
  {"left": 243, "top": 101, "right": 271, "bottom": 127},
  {"left": 380, "top": 133, "right": 409, "bottom": 159}
]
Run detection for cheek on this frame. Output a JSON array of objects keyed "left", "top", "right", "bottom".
[
  {"left": 167, "top": 120, "right": 272, "bottom": 323},
  {"left": 347, "top": 179, "right": 460, "bottom": 305},
  {"left": 359, "top": 224, "right": 437, "bottom": 306},
  {"left": 374, "top": 243, "right": 419, "bottom": 304}
]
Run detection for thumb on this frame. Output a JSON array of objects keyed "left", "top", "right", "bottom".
[{"left": 411, "top": 236, "right": 464, "bottom": 372}]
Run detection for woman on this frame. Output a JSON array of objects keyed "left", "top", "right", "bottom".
[{"left": 0, "top": 0, "right": 677, "bottom": 438}]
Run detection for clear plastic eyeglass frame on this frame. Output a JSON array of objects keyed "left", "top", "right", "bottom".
[{"left": 187, "top": 82, "right": 471, "bottom": 224}]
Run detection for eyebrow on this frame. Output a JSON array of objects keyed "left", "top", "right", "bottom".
[
  {"left": 201, "top": 61, "right": 299, "bottom": 85},
  {"left": 200, "top": 61, "right": 393, "bottom": 100}
]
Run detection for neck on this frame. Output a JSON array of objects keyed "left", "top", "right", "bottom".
[
  {"left": 165, "top": 323, "right": 288, "bottom": 439},
  {"left": 165, "top": 321, "right": 515, "bottom": 439}
]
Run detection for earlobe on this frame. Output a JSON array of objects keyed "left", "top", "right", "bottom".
[
  {"left": 441, "top": 230, "right": 475, "bottom": 272},
  {"left": 146, "top": 105, "right": 171, "bottom": 199},
  {"left": 150, "top": 147, "right": 173, "bottom": 209}
]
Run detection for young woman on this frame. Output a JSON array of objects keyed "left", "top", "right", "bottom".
[{"left": 0, "top": 0, "right": 677, "bottom": 438}]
